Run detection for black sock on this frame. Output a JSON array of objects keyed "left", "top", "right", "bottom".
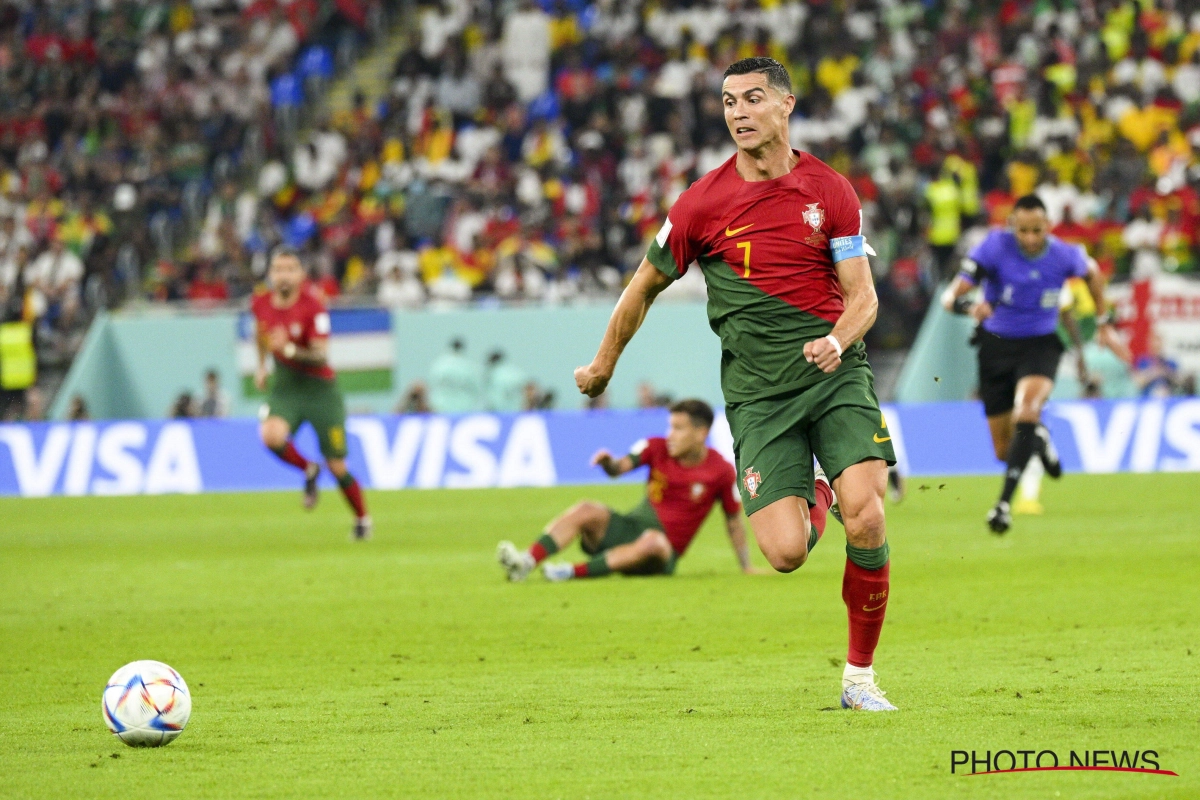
[{"left": 1000, "top": 422, "right": 1038, "bottom": 504}]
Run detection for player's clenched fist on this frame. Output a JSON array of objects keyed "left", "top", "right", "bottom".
[
  {"left": 574, "top": 362, "right": 610, "bottom": 397},
  {"left": 803, "top": 335, "right": 842, "bottom": 373},
  {"left": 590, "top": 448, "right": 615, "bottom": 468}
]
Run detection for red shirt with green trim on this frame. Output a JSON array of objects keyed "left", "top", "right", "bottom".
[
  {"left": 646, "top": 150, "right": 869, "bottom": 403},
  {"left": 630, "top": 437, "right": 740, "bottom": 556},
  {"left": 250, "top": 284, "right": 335, "bottom": 381}
]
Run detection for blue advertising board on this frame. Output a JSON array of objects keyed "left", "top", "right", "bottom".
[{"left": 1, "top": 399, "right": 1198, "bottom": 497}]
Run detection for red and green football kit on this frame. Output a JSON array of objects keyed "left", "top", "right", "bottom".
[
  {"left": 586, "top": 437, "right": 740, "bottom": 574},
  {"left": 645, "top": 151, "right": 895, "bottom": 516},
  {"left": 251, "top": 285, "right": 348, "bottom": 458}
]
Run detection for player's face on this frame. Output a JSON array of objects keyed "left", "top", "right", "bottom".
[
  {"left": 1011, "top": 208, "right": 1050, "bottom": 257},
  {"left": 721, "top": 74, "right": 794, "bottom": 154},
  {"left": 666, "top": 413, "right": 709, "bottom": 459},
  {"left": 269, "top": 255, "right": 304, "bottom": 299}
]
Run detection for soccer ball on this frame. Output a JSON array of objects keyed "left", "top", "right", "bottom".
[{"left": 102, "top": 660, "right": 191, "bottom": 747}]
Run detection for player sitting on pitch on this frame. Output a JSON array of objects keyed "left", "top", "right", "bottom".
[
  {"left": 252, "top": 248, "right": 371, "bottom": 540},
  {"left": 496, "top": 400, "right": 820, "bottom": 581}
]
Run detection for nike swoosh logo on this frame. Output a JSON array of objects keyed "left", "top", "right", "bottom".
[
  {"left": 873, "top": 434, "right": 891, "bottom": 443},
  {"left": 862, "top": 603, "right": 886, "bottom": 612},
  {"left": 725, "top": 224, "right": 753, "bottom": 237}
]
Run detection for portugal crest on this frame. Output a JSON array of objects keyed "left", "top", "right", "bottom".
[
  {"left": 803, "top": 203, "right": 824, "bottom": 232},
  {"left": 743, "top": 467, "right": 762, "bottom": 499}
]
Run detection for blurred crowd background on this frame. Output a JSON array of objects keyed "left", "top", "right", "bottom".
[{"left": 1, "top": 0, "right": 1199, "bottom": 415}]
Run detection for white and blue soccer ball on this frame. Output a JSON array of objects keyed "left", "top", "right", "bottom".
[{"left": 102, "top": 660, "right": 191, "bottom": 747}]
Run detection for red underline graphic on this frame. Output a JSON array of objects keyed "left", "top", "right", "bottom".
[{"left": 965, "top": 767, "right": 1178, "bottom": 777}]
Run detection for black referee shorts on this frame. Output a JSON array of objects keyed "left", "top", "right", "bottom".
[{"left": 974, "top": 329, "right": 1064, "bottom": 417}]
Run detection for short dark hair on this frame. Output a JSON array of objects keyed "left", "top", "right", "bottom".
[
  {"left": 1013, "top": 194, "right": 1047, "bottom": 214},
  {"left": 669, "top": 399, "right": 715, "bottom": 430},
  {"left": 723, "top": 57, "right": 792, "bottom": 95},
  {"left": 271, "top": 245, "right": 302, "bottom": 263}
]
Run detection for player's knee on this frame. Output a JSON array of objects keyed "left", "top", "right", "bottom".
[
  {"left": 639, "top": 530, "right": 671, "bottom": 560},
  {"left": 844, "top": 501, "right": 886, "bottom": 548},
  {"left": 757, "top": 532, "right": 808, "bottom": 572},
  {"left": 326, "top": 458, "right": 347, "bottom": 477},
  {"left": 260, "top": 420, "right": 288, "bottom": 449},
  {"left": 765, "top": 547, "right": 807, "bottom": 573},
  {"left": 570, "top": 501, "right": 607, "bottom": 523}
]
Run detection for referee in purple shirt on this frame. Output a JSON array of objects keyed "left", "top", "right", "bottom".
[{"left": 941, "top": 195, "right": 1116, "bottom": 533}]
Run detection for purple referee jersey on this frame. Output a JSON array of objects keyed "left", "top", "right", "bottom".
[{"left": 961, "top": 229, "right": 1088, "bottom": 338}]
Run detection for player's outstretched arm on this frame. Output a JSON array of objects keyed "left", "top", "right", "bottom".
[
  {"left": 940, "top": 261, "right": 993, "bottom": 322},
  {"left": 590, "top": 448, "right": 635, "bottom": 478},
  {"left": 1082, "top": 257, "right": 1130, "bottom": 363},
  {"left": 804, "top": 255, "right": 878, "bottom": 374},
  {"left": 575, "top": 258, "right": 673, "bottom": 397},
  {"left": 725, "top": 513, "right": 763, "bottom": 574}
]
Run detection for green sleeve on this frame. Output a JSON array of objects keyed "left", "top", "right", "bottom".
[{"left": 646, "top": 239, "right": 682, "bottom": 280}]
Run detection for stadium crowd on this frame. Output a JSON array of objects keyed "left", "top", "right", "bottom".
[{"left": 1, "top": 0, "right": 1199, "bottom": 374}]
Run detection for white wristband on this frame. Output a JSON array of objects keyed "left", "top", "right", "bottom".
[
  {"left": 824, "top": 334, "right": 843, "bottom": 357},
  {"left": 282, "top": 342, "right": 297, "bottom": 359}
]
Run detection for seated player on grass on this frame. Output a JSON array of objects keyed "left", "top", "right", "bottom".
[{"left": 497, "top": 399, "right": 828, "bottom": 581}]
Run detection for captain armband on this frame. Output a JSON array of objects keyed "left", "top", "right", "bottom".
[{"left": 830, "top": 235, "right": 874, "bottom": 261}]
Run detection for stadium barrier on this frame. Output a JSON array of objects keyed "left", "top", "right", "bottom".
[{"left": 2, "top": 399, "right": 1198, "bottom": 498}]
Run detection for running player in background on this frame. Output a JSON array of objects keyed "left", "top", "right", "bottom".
[
  {"left": 573, "top": 57, "right": 897, "bottom": 711},
  {"left": 941, "top": 195, "right": 1116, "bottom": 534},
  {"left": 252, "top": 248, "right": 372, "bottom": 540},
  {"left": 495, "top": 400, "right": 798, "bottom": 581}
]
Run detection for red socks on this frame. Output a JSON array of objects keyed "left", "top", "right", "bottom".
[
  {"left": 271, "top": 441, "right": 310, "bottom": 471},
  {"left": 812, "top": 478, "right": 833, "bottom": 537},
  {"left": 842, "top": 560, "right": 890, "bottom": 668},
  {"left": 528, "top": 534, "right": 558, "bottom": 565},
  {"left": 337, "top": 473, "right": 368, "bottom": 519}
]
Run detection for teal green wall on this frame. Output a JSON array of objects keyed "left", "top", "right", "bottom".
[
  {"left": 51, "top": 302, "right": 725, "bottom": 419},
  {"left": 894, "top": 299, "right": 978, "bottom": 403}
]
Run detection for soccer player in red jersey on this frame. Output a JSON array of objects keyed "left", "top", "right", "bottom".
[
  {"left": 251, "top": 249, "right": 371, "bottom": 540},
  {"left": 495, "top": 400, "right": 811, "bottom": 581},
  {"left": 574, "top": 58, "right": 898, "bottom": 710}
]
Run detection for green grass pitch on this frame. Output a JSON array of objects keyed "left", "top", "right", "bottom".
[{"left": 1, "top": 473, "right": 1198, "bottom": 799}]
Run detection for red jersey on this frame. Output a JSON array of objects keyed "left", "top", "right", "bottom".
[
  {"left": 250, "top": 285, "right": 335, "bottom": 381},
  {"left": 646, "top": 150, "right": 869, "bottom": 403},
  {"left": 630, "top": 437, "right": 740, "bottom": 556}
]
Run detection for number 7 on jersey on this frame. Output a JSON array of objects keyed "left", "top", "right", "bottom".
[{"left": 737, "top": 241, "right": 751, "bottom": 277}]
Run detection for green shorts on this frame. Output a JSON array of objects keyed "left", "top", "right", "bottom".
[
  {"left": 726, "top": 362, "right": 896, "bottom": 516},
  {"left": 262, "top": 368, "right": 348, "bottom": 459},
  {"left": 582, "top": 500, "right": 676, "bottom": 575}
]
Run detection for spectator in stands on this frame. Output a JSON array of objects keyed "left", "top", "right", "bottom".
[
  {"left": 429, "top": 337, "right": 481, "bottom": 413},
  {"left": 198, "top": 369, "right": 231, "bottom": 418},
  {"left": 26, "top": 238, "right": 83, "bottom": 330},
  {"left": 66, "top": 394, "right": 90, "bottom": 422},
  {"left": 485, "top": 349, "right": 527, "bottom": 412},
  {"left": 171, "top": 391, "right": 197, "bottom": 419},
  {"left": 397, "top": 380, "right": 432, "bottom": 414},
  {"left": 1134, "top": 333, "right": 1182, "bottom": 398}
]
